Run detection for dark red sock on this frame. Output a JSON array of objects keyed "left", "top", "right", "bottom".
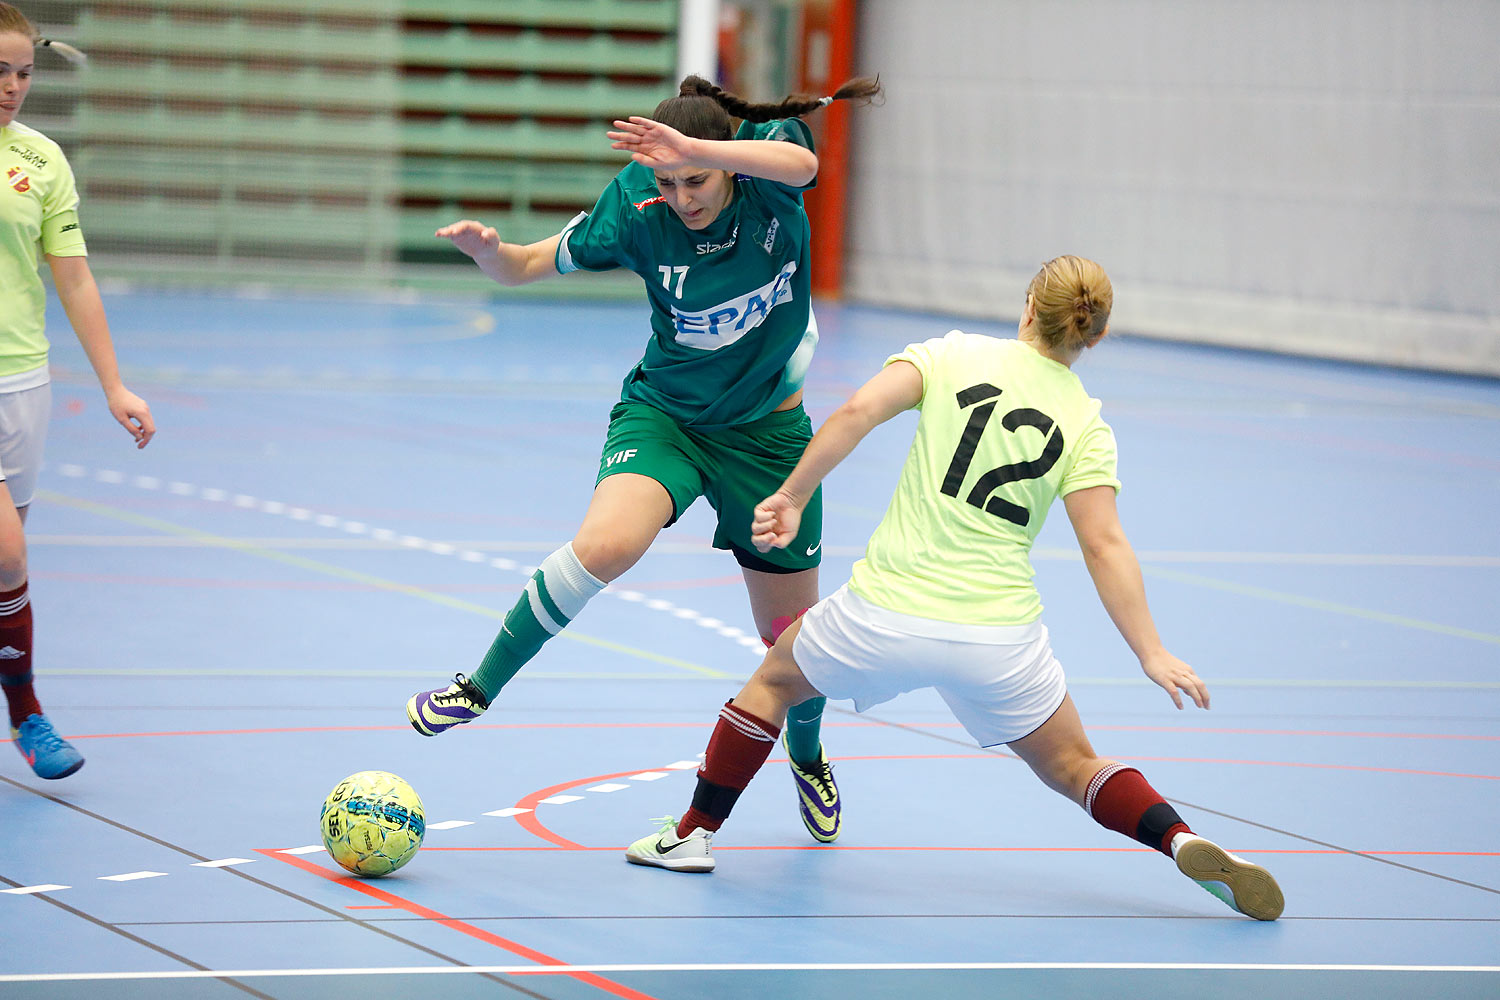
[
  {"left": 1085, "top": 763, "right": 1191, "bottom": 856},
  {"left": 0, "top": 582, "right": 39, "bottom": 728},
  {"left": 678, "top": 700, "right": 781, "bottom": 836}
]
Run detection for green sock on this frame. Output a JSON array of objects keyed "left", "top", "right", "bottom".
[
  {"left": 470, "top": 574, "right": 554, "bottom": 699},
  {"left": 470, "top": 543, "right": 606, "bottom": 701},
  {"left": 783, "top": 695, "right": 827, "bottom": 767}
]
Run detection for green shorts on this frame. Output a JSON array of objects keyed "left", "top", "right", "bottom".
[{"left": 595, "top": 400, "right": 823, "bottom": 573}]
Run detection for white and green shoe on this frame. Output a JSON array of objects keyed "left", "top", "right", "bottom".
[
  {"left": 1174, "top": 835, "right": 1284, "bottom": 921},
  {"left": 625, "top": 817, "right": 715, "bottom": 873}
]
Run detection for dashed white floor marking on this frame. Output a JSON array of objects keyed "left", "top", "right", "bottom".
[
  {"left": 5, "top": 759, "right": 703, "bottom": 896},
  {"left": 98, "top": 871, "right": 168, "bottom": 882}
]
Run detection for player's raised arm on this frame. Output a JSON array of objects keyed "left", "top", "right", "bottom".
[
  {"left": 435, "top": 222, "right": 563, "bottom": 287},
  {"left": 1062, "top": 485, "right": 1209, "bottom": 710},
  {"left": 752, "top": 360, "right": 924, "bottom": 552},
  {"left": 609, "top": 116, "right": 819, "bottom": 186}
]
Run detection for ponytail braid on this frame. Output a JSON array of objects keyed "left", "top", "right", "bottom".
[{"left": 652, "top": 73, "right": 883, "bottom": 141}]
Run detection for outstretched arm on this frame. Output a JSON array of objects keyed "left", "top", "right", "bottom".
[
  {"left": 1063, "top": 485, "right": 1209, "bottom": 710},
  {"left": 608, "top": 117, "right": 819, "bottom": 187},
  {"left": 752, "top": 360, "right": 924, "bottom": 552},
  {"left": 435, "top": 223, "right": 564, "bottom": 287},
  {"left": 46, "top": 254, "right": 155, "bottom": 448}
]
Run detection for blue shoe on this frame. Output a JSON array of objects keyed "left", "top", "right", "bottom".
[
  {"left": 784, "top": 733, "right": 841, "bottom": 843},
  {"left": 11, "top": 713, "right": 85, "bottom": 779},
  {"left": 406, "top": 673, "right": 490, "bottom": 736}
]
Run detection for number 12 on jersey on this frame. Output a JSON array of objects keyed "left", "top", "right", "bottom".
[{"left": 940, "top": 383, "right": 1064, "bottom": 527}]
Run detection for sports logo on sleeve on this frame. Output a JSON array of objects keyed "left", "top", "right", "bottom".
[
  {"left": 670, "top": 260, "right": 798, "bottom": 350},
  {"left": 6, "top": 166, "right": 30, "bottom": 193}
]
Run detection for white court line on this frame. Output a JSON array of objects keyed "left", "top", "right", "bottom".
[
  {"left": 191, "top": 858, "right": 255, "bottom": 868},
  {"left": 98, "top": 871, "right": 168, "bottom": 882},
  {"left": 425, "top": 821, "right": 474, "bottom": 830},
  {"left": 1, "top": 884, "right": 69, "bottom": 895},
  {"left": 482, "top": 807, "right": 531, "bottom": 817},
  {"left": 0, "top": 962, "right": 1495, "bottom": 983},
  {"left": 277, "top": 845, "right": 327, "bottom": 856},
  {"left": 537, "top": 795, "right": 583, "bottom": 805}
]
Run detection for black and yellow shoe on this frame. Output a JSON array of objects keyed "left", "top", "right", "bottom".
[{"left": 784, "top": 733, "right": 840, "bottom": 843}]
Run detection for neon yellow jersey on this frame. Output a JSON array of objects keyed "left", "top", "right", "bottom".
[
  {"left": 1, "top": 121, "right": 87, "bottom": 379},
  {"left": 849, "top": 332, "right": 1120, "bottom": 626}
]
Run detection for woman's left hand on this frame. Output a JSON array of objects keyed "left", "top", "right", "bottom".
[
  {"left": 106, "top": 386, "right": 155, "bottom": 448},
  {"left": 607, "top": 116, "right": 697, "bottom": 170}
]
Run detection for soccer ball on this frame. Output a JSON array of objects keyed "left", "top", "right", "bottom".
[{"left": 320, "top": 771, "right": 426, "bottom": 877}]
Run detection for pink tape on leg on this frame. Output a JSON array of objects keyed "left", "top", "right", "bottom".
[{"left": 763, "top": 607, "right": 813, "bottom": 647}]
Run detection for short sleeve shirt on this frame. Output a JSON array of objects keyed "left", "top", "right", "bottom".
[
  {"left": 555, "top": 118, "right": 817, "bottom": 431},
  {"left": 1, "top": 121, "right": 87, "bottom": 380},
  {"left": 849, "top": 332, "right": 1121, "bottom": 625}
]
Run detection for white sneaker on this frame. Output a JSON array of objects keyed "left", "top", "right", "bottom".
[
  {"left": 1174, "top": 835, "right": 1284, "bottom": 921},
  {"left": 625, "top": 816, "right": 715, "bottom": 873}
]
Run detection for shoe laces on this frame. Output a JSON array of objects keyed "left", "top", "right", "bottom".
[
  {"left": 436, "top": 673, "right": 489, "bottom": 710},
  {"left": 22, "top": 716, "right": 68, "bottom": 755}
]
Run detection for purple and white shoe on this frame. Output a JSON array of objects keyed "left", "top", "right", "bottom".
[{"left": 406, "top": 673, "right": 490, "bottom": 736}]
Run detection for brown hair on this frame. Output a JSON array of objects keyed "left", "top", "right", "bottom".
[
  {"left": 1026, "top": 255, "right": 1113, "bottom": 353},
  {"left": 0, "top": 3, "right": 38, "bottom": 42},
  {"left": 651, "top": 74, "right": 883, "bottom": 141}
]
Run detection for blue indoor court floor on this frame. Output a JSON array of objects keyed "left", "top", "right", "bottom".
[{"left": 1, "top": 288, "right": 1497, "bottom": 999}]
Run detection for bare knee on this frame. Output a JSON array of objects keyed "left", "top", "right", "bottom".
[{"left": 569, "top": 531, "right": 649, "bottom": 583}]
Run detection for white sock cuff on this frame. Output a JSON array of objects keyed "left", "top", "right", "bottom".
[
  {"left": 1083, "top": 762, "right": 1129, "bottom": 815},
  {"left": 540, "top": 542, "right": 607, "bottom": 621}
]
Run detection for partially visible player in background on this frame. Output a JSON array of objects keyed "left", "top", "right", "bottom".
[
  {"left": 624, "top": 256, "right": 1284, "bottom": 921},
  {"left": 407, "top": 73, "right": 880, "bottom": 844},
  {"left": 0, "top": 3, "right": 155, "bottom": 779}
]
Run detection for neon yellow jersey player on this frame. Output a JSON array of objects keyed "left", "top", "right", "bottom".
[
  {"left": 625, "top": 255, "right": 1285, "bottom": 922},
  {"left": 406, "top": 74, "right": 881, "bottom": 844},
  {"left": 1, "top": 3, "right": 155, "bottom": 779}
]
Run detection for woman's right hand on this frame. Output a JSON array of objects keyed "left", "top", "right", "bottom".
[
  {"left": 436, "top": 220, "right": 501, "bottom": 260},
  {"left": 751, "top": 490, "right": 804, "bottom": 553}
]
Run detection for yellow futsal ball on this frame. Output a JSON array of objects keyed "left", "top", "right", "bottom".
[{"left": 320, "top": 770, "right": 426, "bottom": 877}]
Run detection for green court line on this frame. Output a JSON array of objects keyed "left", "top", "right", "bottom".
[
  {"left": 38, "top": 491, "right": 736, "bottom": 680},
  {"left": 1140, "top": 565, "right": 1500, "bottom": 646}
]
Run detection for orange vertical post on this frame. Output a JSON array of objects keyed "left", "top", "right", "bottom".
[{"left": 799, "top": 0, "right": 856, "bottom": 298}]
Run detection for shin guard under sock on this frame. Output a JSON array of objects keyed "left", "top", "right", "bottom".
[
  {"left": 1085, "top": 763, "right": 1192, "bottom": 856},
  {"left": 679, "top": 701, "right": 781, "bottom": 836}
]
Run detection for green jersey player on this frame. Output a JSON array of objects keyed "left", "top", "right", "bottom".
[
  {"left": 1, "top": 3, "right": 155, "bottom": 780},
  {"left": 407, "top": 74, "right": 881, "bottom": 844}
]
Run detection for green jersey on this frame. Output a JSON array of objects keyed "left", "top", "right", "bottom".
[
  {"left": 556, "top": 118, "right": 817, "bottom": 431},
  {"left": 850, "top": 332, "right": 1121, "bottom": 626},
  {"left": 1, "top": 121, "right": 87, "bottom": 381}
]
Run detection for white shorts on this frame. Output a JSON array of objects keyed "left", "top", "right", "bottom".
[
  {"left": 0, "top": 382, "right": 52, "bottom": 508},
  {"left": 792, "top": 584, "right": 1068, "bottom": 747}
]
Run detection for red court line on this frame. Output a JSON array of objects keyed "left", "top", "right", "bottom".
[
  {"left": 511, "top": 769, "right": 678, "bottom": 849},
  {"left": 418, "top": 846, "right": 1500, "bottom": 857},
  {"left": 259, "top": 849, "right": 661, "bottom": 1000}
]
